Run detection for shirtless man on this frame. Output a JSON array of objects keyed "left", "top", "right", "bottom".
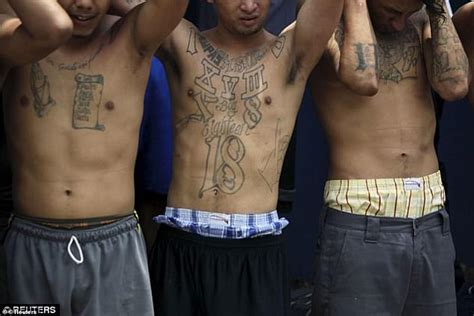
[
  {"left": 2, "top": 0, "right": 187, "bottom": 313},
  {"left": 145, "top": 0, "right": 343, "bottom": 314},
  {"left": 0, "top": 0, "right": 73, "bottom": 304},
  {"left": 453, "top": 1, "right": 474, "bottom": 106},
  {"left": 309, "top": 0, "right": 468, "bottom": 315}
]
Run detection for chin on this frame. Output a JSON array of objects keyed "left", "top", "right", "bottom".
[
  {"left": 72, "top": 29, "right": 95, "bottom": 38},
  {"left": 237, "top": 26, "right": 264, "bottom": 36}
]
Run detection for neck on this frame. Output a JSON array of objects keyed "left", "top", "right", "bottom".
[{"left": 209, "top": 24, "right": 272, "bottom": 52}]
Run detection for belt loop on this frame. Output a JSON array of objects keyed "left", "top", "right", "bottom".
[
  {"left": 440, "top": 209, "right": 450, "bottom": 236},
  {"left": 365, "top": 217, "right": 380, "bottom": 243}
]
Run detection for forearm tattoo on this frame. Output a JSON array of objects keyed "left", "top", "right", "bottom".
[
  {"left": 353, "top": 43, "right": 378, "bottom": 71},
  {"left": 429, "top": 12, "right": 469, "bottom": 83}
]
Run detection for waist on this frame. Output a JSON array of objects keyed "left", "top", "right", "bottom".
[
  {"left": 322, "top": 207, "right": 450, "bottom": 234},
  {"left": 168, "top": 187, "right": 279, "bottom": 214},
  {"left": 324, "top": 170, "right": 445, "bottom": 219},
  {"left": 12, "top": 176, "right": 135, "bottom": 219},
  {"left": 328, "top": 149, "right": 438, "bottom": 180},
  {"left": 155, "top": 207, "right": 289, "bottom": 239},
  {"left": 8, "top": 213, "right": 139, "bottom": 242}
]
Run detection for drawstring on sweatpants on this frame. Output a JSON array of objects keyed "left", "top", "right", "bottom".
[{"left": 67, "top": 235, "right": 84, "bottom": 264}]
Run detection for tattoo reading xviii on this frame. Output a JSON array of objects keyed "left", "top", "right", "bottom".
[
  {"left": 181, "top": 29, "right": 282, "bottom": 198},
  {"left": 30, "top": 63, "right": 56, "bottom": 117},
  {"left": 72, "top": 73, "right": 105, "bottom": 131}
]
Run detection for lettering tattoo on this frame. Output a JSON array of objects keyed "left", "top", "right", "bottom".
[
  {"left": 72, "top": 73, "right": 105, "bottom": 131},
  {"left": 354, "top": 43, "right": 378, "bottom": 71},
  {"left": 200, "top": 135, "right": 246, "bottom": 197},
  {"left": 30, "top": 63, "right": 56, "bottom": 117},
  {"left": 242, "top": 65, "right": 268, "bottom": 129},
  {"left": 258, "top": 119, "right": 291, "bottom": 192},
  {"left": 187, "top": 28, "right": 286, "bottom": 73},
  {"left": 376, "top": 24, "right": 421, "bottom": 83},
  {"left": 179, "top": 29, "right": 286, "bottom": 197},
  {"left": 45, "top": 41, "right": 105, "bottom": 72}
]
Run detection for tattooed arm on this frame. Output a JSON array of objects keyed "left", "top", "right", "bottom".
[
  {"left": 120, "top": 0, "right": 188, "bottom": 56},
  {"left": 452, "top": 3, "right": 474, "bottom": 107},
  {"left": 0, "top": 0, "right": 72, "bottom": 68},
  {"left": 423, "top": 1, "right": 469, "bottom": 101},
  {"left": 292, "top": 0, "right": 343, "bottom": 80},
  {"left": 335, "top": 0, "right": 378, "bottom": 96}
]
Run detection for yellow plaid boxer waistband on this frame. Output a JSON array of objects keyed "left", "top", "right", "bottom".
[{"left": 324, "top": 171, "right": 445, "bottom": 219}]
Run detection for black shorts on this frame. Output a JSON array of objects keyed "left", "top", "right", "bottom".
[
  {"left": 312, "top": 207, "right": 457, "bottom": 316},
  {"left": 151, "top": 225, "right": 289, "bottom": 316}
]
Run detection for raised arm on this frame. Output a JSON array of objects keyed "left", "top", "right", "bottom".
[
  {"left": 0, "top": 0, "right": 73, "bottom": 68},
  {"left": 292, "top": 0, "right": 343, "bottom": 80},
  {"left": 453, "top": 2, "right": 474, "bottom": 107},
  {"left": 333, "top": 0, "right": 378, "bottom": 95},
  {"left": 423, "top": 0, "right": 469, "bottom": 102},
  {"left": 121, "top": 0, "right": 188, "bottom": 56}
]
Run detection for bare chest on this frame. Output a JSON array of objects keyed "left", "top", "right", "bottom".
[
  {"left": 376, "top": 24, "right": 425, "bottom": 85},
  {"left": 7, "top": 48, "right": 147, "bottom": 133}
]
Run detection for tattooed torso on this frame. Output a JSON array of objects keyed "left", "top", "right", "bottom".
[
  {"left": 161, "top": 21, "right": 304, "bottom": 213},
  {"left": 2, "top": 16, "right": 151, "bottom": 218},
  {"left": 312, "top": 15, "right": 440, "bottom": 180}
]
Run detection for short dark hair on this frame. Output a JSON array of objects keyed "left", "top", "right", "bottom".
[{"left": 423, "top": 0, "right": 446, "bottom": 22}]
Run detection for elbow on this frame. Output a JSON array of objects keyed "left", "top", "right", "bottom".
[
  {"left": 433, "top": 78, "right": 469, "bottom": 102},
  {"left": 341, "top": 71, "right": 379, "bottom": 96},
  {"left": 38, "top": 15, "right": 73, "bottom": 45},
  {"left": 50, "top": 16, "right": 74, "bottom": 43}
]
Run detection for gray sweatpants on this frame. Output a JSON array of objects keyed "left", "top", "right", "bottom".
[
  {"left": 5, "top": 214, "right": 153, "bottom": 316},
  {"left": 312, "top": 207, "right": 457, "bottom": 316}
]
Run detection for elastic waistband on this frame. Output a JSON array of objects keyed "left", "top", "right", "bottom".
[
  {"left": 158, "top": 224, "right": 285, "bottom": 248},
  {"left": 155, "top": 207, "right": 289, "bottom": 239},
  {"left": 322, "top": 207, "right": 451, "bottom": 236},
  {"left": 9, "top": 214, "right": 138, "bottom": 243},
  {"left": 13, "top": 213, "right": 130, "bottom": 229},
  {"left": 324, "top": 171, "right": 445, "bottom": 218},
  {"left": 325, "top": 171, "right": 443, "bottom": 190}
]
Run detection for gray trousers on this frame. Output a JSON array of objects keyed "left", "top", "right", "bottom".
[
  {"left": 5, "top": 214, "right": 153, "bottom": 316},
  {"left": 312, "top": 207, "right": 457, "bottom": 316}
]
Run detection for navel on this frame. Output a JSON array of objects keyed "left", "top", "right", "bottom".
[{"left": 105, "top": 101, "right": 115, "bottom": 111}]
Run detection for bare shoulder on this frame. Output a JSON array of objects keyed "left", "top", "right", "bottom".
[
  {"left": 167, "top": 19, "right": 198, "bottom": 47},
  {"left": 453, "top": 2, "right": 474, "bottom": 33}
]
